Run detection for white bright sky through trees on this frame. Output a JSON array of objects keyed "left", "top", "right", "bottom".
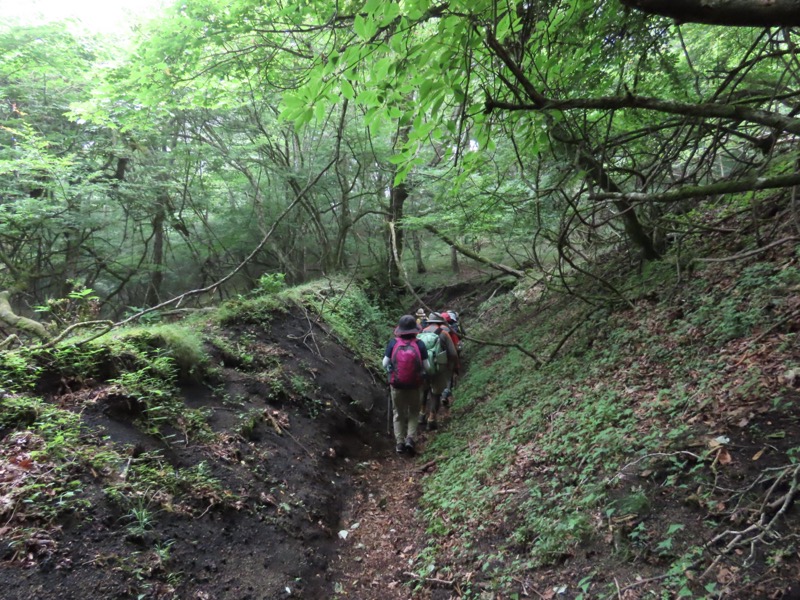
[{"left": 0, "top": 0, "right": 166, "bottom": 33}]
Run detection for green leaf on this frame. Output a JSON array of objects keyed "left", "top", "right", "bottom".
[
  {"left": 341, "top": 79, "right": 355, "bottom": 100},
  {"left": 353, "top": 14, "right": 378, "bottom": 40},
  {"left": 380, "top": 2, "right": 400, "bottom": 26}
]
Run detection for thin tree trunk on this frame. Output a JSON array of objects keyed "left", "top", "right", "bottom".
[
  {"left": 388, "top": 125, "right": 411, "bottom": 288},
  {"left": 144, "top": 198, "right": 166, "bottom": 307},
  {"left": 412, "top": 230, "right": 427, "bottom": 274}
]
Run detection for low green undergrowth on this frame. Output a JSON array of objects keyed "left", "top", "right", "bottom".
[
  {"left": 420, "top": 254, "right": 800, "bottom": 596},
  {"left": 285, "top": 277, "right": 391, "bottom": 369}
]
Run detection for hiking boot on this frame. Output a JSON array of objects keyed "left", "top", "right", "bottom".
[
  {"left": 418, "top": 413, "right": 427, "bottom": 430},
  {"left": 442, "top": 388, "right": 453, "bottom": 408},
  {"left": 404, "top": 437, "right": 416, "bottom": 456},
  {"left": 395, "top": 443, "right": 406, "bottom": 455}
]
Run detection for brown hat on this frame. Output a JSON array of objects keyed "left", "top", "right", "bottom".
[
  {"left": 426, "top": 312, "right": 446, "bottom": 324},
  {"left": 395, "top": 315, "right": 420, "bottom": 336}
]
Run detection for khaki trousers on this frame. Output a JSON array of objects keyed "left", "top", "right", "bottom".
[{"left": 391, "top": 386, "right": 423, "bottom": 445}]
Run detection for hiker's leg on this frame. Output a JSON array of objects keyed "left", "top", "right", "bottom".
[
  {"left": 427, "top": 370, "right": 449, "bottom": 424},
  {"left": 391, "top": 388, "right": 408, "bottom": 444},
  {"left": 419, "top": 386, "right": 430, "bottom": 426},
  {"left": 407, "top": 387, "right": 423, "bottom": 442},
  {"left": 426, "top": 392, "right": 441, "bottom": 429}
]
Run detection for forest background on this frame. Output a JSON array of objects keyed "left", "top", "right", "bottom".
[
  {"left": 3, "top": 0, "right": 799, "bottom": 323},
  {"left": 2, "top": 1, "right": 800, "bottom": 598}
]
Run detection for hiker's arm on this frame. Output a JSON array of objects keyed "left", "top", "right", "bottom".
[{"left": 383, "top": 339, "right": 394, "bottom": 372}]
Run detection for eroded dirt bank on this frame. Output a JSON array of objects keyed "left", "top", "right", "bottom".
[{"left": 1, "top": 307, "right": 392, "bottom": 599}]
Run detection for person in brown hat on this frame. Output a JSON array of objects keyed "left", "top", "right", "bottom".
[
  {"left": 418, "top": 312, "right": 458, "bottom": 430},
  {"left": 383, "top": 315, "right": 430, "bottom": 455}
]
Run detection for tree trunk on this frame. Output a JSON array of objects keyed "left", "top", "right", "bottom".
[
  {"left": 485, "top": 31, "right": 661, "bottom": 261},
  {"left": 450, "top": 245, "right": 459, "bottom": 274},
  {"left": 144, "top": 198, "right": 166, "bottom": 307},
  {"left": 0, "top": 291, "right": 51, "bottom": 340},
  {"left": 569, "top": 138, "right": 661, "bottom": 261},
  {"left": 412, "top": 230, "right": 427, "bottom": 274},
  {"left": 387, "top": 125, "right": 411, "bottom": 288}
]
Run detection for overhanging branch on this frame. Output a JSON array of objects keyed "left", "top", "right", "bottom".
[
  {"left": 593, "top": 172, "right": 800, "bottom": 204},
  {"left": 620, "top": 0, "right": 800, "bottom": 27},
  {"left": 484, "top": 94, "right": 800, "bottom": 136}
]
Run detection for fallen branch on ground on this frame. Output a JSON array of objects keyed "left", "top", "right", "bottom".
[
  {"left": 403, "top": 571, "right": 455, "bottom": 588},
  {"left": 702, "top": 463, "right": 800, "bottom": 579}
]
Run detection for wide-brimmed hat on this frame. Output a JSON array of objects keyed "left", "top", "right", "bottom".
[
  {"left": 395, "top": 315, "right": 420, "bottom": 336},
  {"left": 415, "top": 308, "right": 426, "bottom": 317},
  {"left": 426, "top": 312, "right": 446, "bottom": 324}
]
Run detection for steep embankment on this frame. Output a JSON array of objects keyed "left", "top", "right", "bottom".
[
  {"left": 390, "top": 221, "right": 800, "bottom": 597},
  {"left": 0, "top": 282, "right": 393, "bottom": 599}
]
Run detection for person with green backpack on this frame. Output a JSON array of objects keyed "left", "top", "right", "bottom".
[{"left": 418, "top": 312, "right": 458, "bottom": 430}]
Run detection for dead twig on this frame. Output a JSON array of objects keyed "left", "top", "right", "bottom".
[
  {"left": 702, "top": 463, "right": 800, "bottom": 579},
  {"left": 261, "top": 412, "right": 316, "bottom": 459},
  {"left": 403, "top": 571, "right": 455, "bottom": 588},
  {"left": 606, "top": 451, "right": 702, "bottom": 485},
  {"left": 417, "top": 459, "right": 438, "bottom": 472},
  {"left": 695, "top": 236, "right": 799, "bottom": 263}
]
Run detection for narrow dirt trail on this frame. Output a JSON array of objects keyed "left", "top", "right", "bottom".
[
  {"left": 330, "top": 285, "right": 487, "bottom": 599},
  {"left": 332, "top": 427, "right": 449, "bottom": 600}
]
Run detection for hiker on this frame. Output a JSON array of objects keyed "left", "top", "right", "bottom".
[
  {"left": 440, "top": 311, "right": 462, "bottom": 352},
  {"left": 415, "top": 307, "right": 427, "bottom": 328},
  {"left": 440, "top": 311, "right": 462, "bottom": 395},
  {"left": 383, "top": 315, "right": 429, "bottom": 456},
  {"left": 419, "top": 312, "right": 458, "bottom": 429}
]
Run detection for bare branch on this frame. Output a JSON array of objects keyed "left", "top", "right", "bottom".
[
  {"left": 424, "top": 224, "right": 525, "bottom": 278},
  {"left": 485, "top": 94, "right": 800, "bottom": 136}
]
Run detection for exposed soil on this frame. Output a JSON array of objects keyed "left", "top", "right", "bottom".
[{"left": 0, "top": 307, "right": 393, "bottom": 599}]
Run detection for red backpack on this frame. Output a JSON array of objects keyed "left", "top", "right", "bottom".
[{"left": 389, "top": 337, "right": 424, "bottom": 389}]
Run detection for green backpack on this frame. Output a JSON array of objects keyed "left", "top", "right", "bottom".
[{"left": 418, "top": 330, "right": 446, "bottom": 375}]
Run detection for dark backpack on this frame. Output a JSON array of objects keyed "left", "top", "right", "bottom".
[{"left": 389, "top": 337, "right": 424, "bottom": 389}]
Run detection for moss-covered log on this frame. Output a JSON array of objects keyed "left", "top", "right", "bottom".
[{"left": 0, "top": 291, "right": 51, "bottom": 341}]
